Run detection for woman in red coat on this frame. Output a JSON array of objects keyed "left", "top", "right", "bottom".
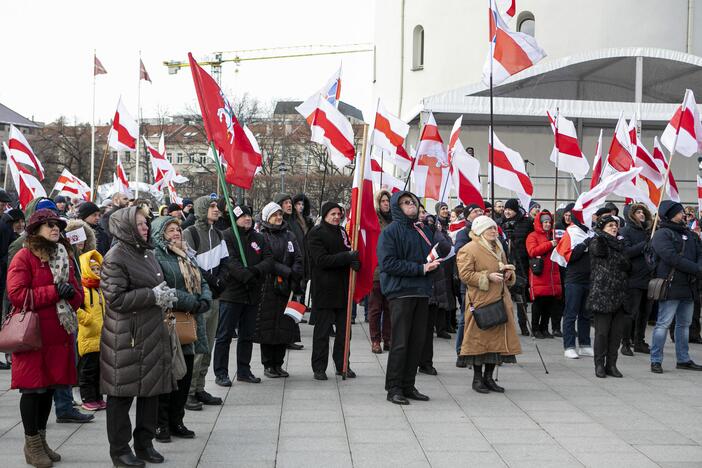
[
  {"left": 526, "top": 210, "right": 562, "bottom": 339},
  {"left": 7, "top": 209, "right": 84, "bottom": 467}
]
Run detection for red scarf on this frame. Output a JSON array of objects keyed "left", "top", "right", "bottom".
[{"left": 82, "top": 277, "right": 100, "bottom": 289}]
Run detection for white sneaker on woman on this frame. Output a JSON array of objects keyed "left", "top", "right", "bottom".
[
  {"left": 578, "top": 346, "right": 594, "bottom": 356},
  {"left": 564, "top": 348, "right": 579, "bottom": 359}
]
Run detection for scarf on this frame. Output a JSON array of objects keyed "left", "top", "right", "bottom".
[
  {"left": 82, "top": 277, "right": 100, "bottom": 289},
  {"left": 169, "top": 242, "right": 202, "bottom": 294},
  {"left": 48, "top": 243, "right": 78, "bottom": 335}
]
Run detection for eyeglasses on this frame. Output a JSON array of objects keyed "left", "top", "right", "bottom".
[
  {"left": 45, "top": 221, "right": 61, "bottom": 229},
  {"left": 400, "top": 199, "right": 416, "bottom": 206}
]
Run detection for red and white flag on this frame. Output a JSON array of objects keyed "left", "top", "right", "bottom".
[
  {"left": 284, "top": 301, "right": 307, "bottom": 323},
  {"left": 572, "top": 167, "right": 642, "bottom": 227},
  {"left": 416, "top": 112, "right": 447, "bottom": 166},
  {"left": 495, "top": 0, "right": 516, "bottom": 20},
  {"left": 412, "top": 113, "right": 449, "bottom": 201},
  {"left": 449, "top": 117, "right": 484, "bottom": 208},
  {"left": 484, "top": 0, "right": 546, "bottom": 86},
  {"left": 166, "top": 180, "right": 183, "bottom": 205},
  {"left": 189, "top": 53, "right": 262, "bottom": 189},
  {"left": 547, "top": 111, "right": 589, "bottom": 181},
  {"left": 108, "top": 98, "right": 138, "bottom": 152},
  {"left": 627, "top": 119, "right": 664, "bottom": 186},
  {"left": 144, "top": 134, "right": 188, "bottom": 190},
  {"left": 489, "top": 130, "right": 533, "bottom": 209},
  {"left": 242, "top": 125, "right": 264, "bottom": 176},
  {"left": 370, "top": 158, "right": 403, "bottom": 193},
  {"left": 94, "top": 54, "right": 107, "bottom": 76},
  {"left": 7, "top": 125, "right": 45, "bottom": 180},
  {"left": 296, "top": 92, "right": 356, "bottom": 169},
  {"left": 652, "top": 137, "right": 681, "bottom": 202},
  {"left": 348, "top": 153, "right": 381, "bottom": 304},
  {"left": 605, "top": 115, "right": 635, "bottom": 173},
  {"left": 697, "top": 175, "right": 702, "bottom": 215},
  {"left": 139, "top": 59, "right": 152, "bottom": 83},
  {"left": 590, "top": 129, "right": 603, "bottom": 189},
  {"left": 372, "top": 101, "right": 412, "bottom": 171},
  {"left": 661, "top": 88, "right": 702, "bottom": 157},
  {"left": 113, "top": 154, "right": 132, "bottom": 197},
  {"left": 3, "top": 143, "right": 46, "bottom": 209},
  {"left": 551, "top": 224, "right": 593, "bottom": 268},
  {"left": 52, "top": 168, "right": 91, "bottom": 201}
]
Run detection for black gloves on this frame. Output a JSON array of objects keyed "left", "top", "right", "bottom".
[
  {"left": 56, "top": 283, "right": 75, "bottom": 300},
  {"left": 290, "top": 271, "right": 303, "bottom": 283},
  {"left": 350, "top": 259, "right": 361, "bottom": 272},
  {"left": 348, "top": 250, "right": 359, "bottom": 262},
  {"left": 197, "top": 300, "right": 209, "bottom": 314}
]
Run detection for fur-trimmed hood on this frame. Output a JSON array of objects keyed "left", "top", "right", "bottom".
[
  {"left": 626, "top": 202, "right": 652, "bottom": 230},
  {"left": 66, "top": 219, "right": 97, "bottom": 256}
]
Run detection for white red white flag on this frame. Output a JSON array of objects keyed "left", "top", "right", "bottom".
[
  {"left": 416, "top": 112, "right": 447, "bottom": 166},
  {"left": 139, "top": 59, "right": 152, "bottom": 83},
  {"left": 296, "top": 93, "right": 355, "bottom": 169},
  {"left": 547, "top": 111, "right": 589, "bottom": 181},
  {"left": 113, "top": 154, "right": 132, "bottom": 197},
  {"left": 590, "top": 129, "right": 603, "bottom": 189},
  {"left": 7, "top": 125, "right": 45, "bottom": 180},
  {"left": 108, "top": 98, "right": 138, "bottom": 152},
  {"left": 242, "top": 125, "right": 264, "bottom": 176},
  {"left": 495, "top": 0, "right": 516, "bottom": 20},
  {"left": 653, "top": 137, "right": 681, "bottom": 202},
  {"left": 661, "top": 88, "right": 702, "bottom": 157},
  {"left": 412, "top": 112, "right": 449, "bottom": 201},
  {"left": 370, "top": 157, "right": 403, "bottom": 193},
  {"left": 52, "top": 168, "right": 91, "bottom": 201},
  {"left": 3, "top": 143, "right": 46, "bottom": 209},
  {"left": 572, "top": 167, "right": 642, "bottom": 227},
  {"left": 488, "top": 129, "right": 533, "bottom": 209},
  {"left": 94, "top": 55, "right": 107, "bottom": 76},
  {"left": 449, "top": 117, "right": 484, "bottom": 208},
  {"left": 551, "top": 224, "right": 593, "bottom": 268},
  {"left": 372, "top": 101, "right": 412, "bottom": 171},
  {"left": 144, "top": 134, "right": 188, "bottom": 191},
  {"left": 627, "top": 119, "right": 664, "bottom": 186},
  {"left": 166, "top": 180, "right": 183, "bottom": 205}
]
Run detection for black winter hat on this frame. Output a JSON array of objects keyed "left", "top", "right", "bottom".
[
  {"left": 0, "top": 189, "right": 11, "bottom": 203},
  {"left": 465, "top": 203, "right": 482, "bottom": 218},
  {"left": 596, "top": 214, "right": 619, "bottom": 231},
  {"left": 660, "top": 200, "right": 684, "bottom": 221},
  {"left": 504, "top": 198, "right": 520, "bottom": 212},
  {"left": 321, "top": 201, "right": 343, "bottom": 220},
  {"left": 166, "top": 203, "right": 182, "bottom": 214},
  {"left": 594, "top": 206, "right": 612, "bottom": 217},
  {"left": 5, "top": 208, "right": 24, "bottom": 223},
  {"left": 78, "top": 202, "right": 100, "bottom": 220},
  {"left": 232, "top": 205, "right": 253, "bottom": 220},
  {"left": 604, "top": 202, "right": 619, "bottom": 216},
  {"left": 563, "top": 202, "right": 575, "bottom": 213}
]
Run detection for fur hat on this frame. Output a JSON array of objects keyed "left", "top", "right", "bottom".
[
  {"left": 25, "top": 209, "right": 67, "bottom": 234},
  {"left": 471, "top": 215, "right": 498, "bottom": 236},
  {"left": 596, "top": 214, "right": 619, "bottom": 231},
  {"left": 261, "top": 202, "right": 283, "bottom": 223}
]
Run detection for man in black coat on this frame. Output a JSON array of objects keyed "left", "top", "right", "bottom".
[
  {"left": 650, "top": 200, "right": 702, "bottom": 374},
  {"left": 78, "top": 201, "right": 111, "bottom": 255},
  {"left": 308, "top": 201, "right": 359, "bottom": 380},
  {"left": 620, "top": 203, "right": 653, "bottom": 355},
  {"left": 214, "top": 205, "right": 273, "bottom": 386}
]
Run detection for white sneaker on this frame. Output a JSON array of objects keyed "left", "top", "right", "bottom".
[
  {"left": 564, "top": 348, "right": 579, "bottom": 359},
  {"left": 578, "top": 346, "right": 594, "bottom": 357}
]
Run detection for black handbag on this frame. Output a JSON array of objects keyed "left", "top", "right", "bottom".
[
  {"left": 469, "top": 282, "right": 508, "bottom": 330},
  {"left": 529, "top": 257, "right": 544, "bottom": 275}
]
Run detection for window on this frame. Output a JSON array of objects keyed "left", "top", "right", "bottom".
[
  {"left": 412, "top": 25, "right": 424, "bottom": 70},
  {"left": 166, "top": 152, "right": 172, "bottom": 163},
  {"left": 517, "top": 12, "right": 535, "bottom": 37},
  {"left": 176, "top": 153, "right": 183, "bottom": 164}
]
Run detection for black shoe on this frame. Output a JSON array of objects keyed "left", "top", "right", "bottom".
[
  {"left": 387, "top": 392, "right": 410, "bottom": 405},
  {"left": 134, "top": 446, "right": 164, "bottom": 463},
  {"left": 313, "top": 371, "right": 328, "bottom": 381},
  {"left": 265, "top": 367, "right": 282, "bottom": 378},
  {"left": 300, "top": 319, "right": 308, "bottom": 324},
  {"left": 112, "top": 452, "right": 145, "bottom": 468},
  {"left": 676, "top": 360, "right": 702, "bottom": 371},
  {"left": 0, "top": 361, "right": 9, "bottom": 370},
  {"left": 170, "top": 423, "right": 195, "bottom": 439},
  {"left": 634, "top": 343, "right": 651, "bottom": 354},
  {"left": 483, "top": 377, "right": 505, "bottom": 393},
  {"left": 595, "top": 364, "right": 606, "bottom": 378},
  {"left": 651, "top": 362, "right": 663, "bottom": 374},
  {"left": 154, "top": 426, "right": 171, "bottom": 443},
  {"left": 335, "top": 368, "right": 356, "bottom": 378},
  {"left": 552, "top": 329, "right": 563, "bottom": 338},
  {"left": 455, "top": 356, "right": 468, "bottom": 368},
  {"left": 620, "top": 344, "right": 634, "bottom": 356},
  {"left": 418, "top": 366, "right": 438, "bottom": 376},
  {"left": 185, "top": 395, "right": 203, "bottom": 411},
  {"left": 286, "top": 343, "right": 304, "bottom": 350},
  {"left": 533, "top": 331, "right": 545, "bottom": 339},
  {"left": 519, "top": 323, "right": 530, "bottom": 336},
  {"left": 472, "top": 377, "right": 490, "bottom": 394},
  {"left": 436, "top": 331, "right": 451, "bottom": 339},
  {"left": 215, "top": 375, "right": 232, "bottom": 387},
  {"left": 237, "top": 373, "right": 262, "bottom": 383},
  {"left": 274, "top": 366, "right": 290, "bottom": 378},
  {"left": 403, "top": 387, "right": 430, "bottom": 401},
  {"left": 383, "top": 342, "right": 391, "bottom": 351},
  {"left": 542, "top": 330, "right": 554, "bottom": 339},
  {"left": 605, "top": 366, "right": 623, "bottom": 378},
  {"left": 56, "top": 408, "right": 95, "bottom": 423},
  {"left": 195, "top": 391, "right": 222, "bottom": 405}
]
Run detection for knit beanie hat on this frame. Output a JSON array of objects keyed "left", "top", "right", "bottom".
[
  {"left": 596, "top": 214, "right": 619, "bottom": 231},
  {"left": 232, "top": 205, "right": 253, "bottom": 221},
  {"left": 261, "top": 202, "right": 283, "bottom": 223},
  {"left": 504, "top": 198, "right": 520, "bottom": 212},
  {"left": 78, "top": 202, "right": 100, "bottom": 220},
  {"left": 471, "top": 215, "right": 498, "bottom": 236},
  {"left": 320, "top": 201, "right": 343, "bottom": 220}
]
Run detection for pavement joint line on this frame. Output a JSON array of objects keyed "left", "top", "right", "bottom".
[
  {"left": 195, "top": 376, "right": 232, "bottom": 467},
  {"left": 272, "top": 351, "right": 288, "bottom": 467}
]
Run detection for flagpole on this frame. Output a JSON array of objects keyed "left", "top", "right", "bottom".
[
  {"left": 649, "top": 143, "right": 679, "bottom": 239},
  {"left": 91, "top": 49, "right": 97, "bottom": 197},
  {"left": 342, "top": 123, "right": 368, "bottom": 379},
  {"left": 553, "top": 107, "right": 560, "bottom": 212},
  {"left": 94, "top": 141, "right": 110, "bottom": 201},
  {"left": 135, "top": 51, "right": 142, "bottom": 199},
  {"left": 489, "top": 2, "right": 496, "bottom": 218}
]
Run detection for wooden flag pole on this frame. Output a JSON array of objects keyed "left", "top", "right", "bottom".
[
  {"left": 342, "top": 123, "right": 368, "bottom": 379},
  {"left": 553, "top": 108, "right": 560, "bottom": 212},
  {"left": 649, "top": 140, "right": 679, "bottom": 239},
  {"left": 93, "top": 141, "right": 111, "bottom": 201}
]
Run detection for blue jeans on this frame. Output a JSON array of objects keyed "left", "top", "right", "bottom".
[
  {"left": 53, "top": 386, "right": 74, "bottom": 415},
  {"left": 563, "top": 283, "right": 591, "bottom": 349},
  {"left": 650, "top": 299, "right": 693, "bottom": 364}
]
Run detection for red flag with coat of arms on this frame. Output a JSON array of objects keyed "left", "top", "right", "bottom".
[{"left": 188, "top": 53, "right": 261, "bottom": 189}]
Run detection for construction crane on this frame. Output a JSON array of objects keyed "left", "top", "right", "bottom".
[{"left": 163, "top": 42, "right": 374, "bottom": 83}]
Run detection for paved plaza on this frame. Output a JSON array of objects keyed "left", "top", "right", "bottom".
[{"left": 1, "top": 311, "right": 702, "bottom": 467}]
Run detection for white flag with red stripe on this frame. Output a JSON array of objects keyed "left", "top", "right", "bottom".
[
  {"left": 144, "top": 134, "right": 188, "bottom": 190},
  {"left": 495, "top": 0, "right": 516, "bottom": 20},
  {"left": 653, "top": 137, "right": 681, "bottom": 202},
  {"left": 52, "top": 168, "right": 91, "bottom": 201},
  {"left": 166, "top": 180, "right": 183, "bottom": 205},
  {"left": 370, "top": 157, "right": 403, "bottom": 193},
  {"left": 550, "top": 224, "right": 593, "bottom": 268},
  {"left": 413, "top": 113, "right": 449, "bottom": 200},
  {"left": 108, "top": 98, "right": 138, "bottom": 152},
  {"left": 483, "top": 0, "right": 546, "bottom": 86},
  {"left": 7, "top": 125, "right": 45, "bottom": 180},
  {"left": 113, "top": 154, "right": 132, "bottom": 197},
  {"left": 3, "top": 143, "right": 46, "bottom": 209},
  {"left": 296, "top": 92, "right": 355, "bottom": 169},
  {"left": 547, "top": 111, "right": 589, "bottom": 181},
  {"left": 416, "top": 112, "right": 447, "bottom": 166},
  {"left": 590, "top": 129, "right": 603, "bottom": 189},
  {"left": 661, "top": 89, "right": 702, "bottom": 157},
  {"left": 572, "top": 167, "right": 642, "bottom": 227},
  {"left": 488, "top": 130, "right": 533, "bottom": 209},
  {"left": 448, "top": 117, "right": 484, "bottom": 208},
  {"left": 627, "top": 119, "right": 664, "bottom": 186},
  {"left": 372, "top": 101, "right": 412, "bottom": 171},
  {"left": 284, "top": 301, "right": 307, "bottom": 323}
]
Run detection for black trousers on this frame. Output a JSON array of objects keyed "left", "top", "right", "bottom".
[
  {"left": 624, "top": 289, "right": 651, "bottom": 345},
  {"left": 434, "top": 308, "right": 448, "bottom": 334},
  {"left": 419, "top": 304, "right": 437, "bottom": 368},
  {"left": 385, "top": 297, "right": 428, "bottom": 392},
  {"left": 261, "top": 343, "right": 287, "bottom": 368},
  {"left": 158, "top": 353, "right": 194, "bottom": 428},
  {"left": 531, "top": 296, "right": 561, "bottom": 333},
  {"left": 593, "top": 309, "right": 625, "bottom": 369},
  {"left": 19, "top": 390, "right": 54, "bottom": 436},
  {"left": 106, "top": 394, "right": 159, "bottom": 457},
  {"left": 213, "top": 301, "right": 257, "bottom": 378},
  {"left": 78, "top": 352, "right": 101, "bottom": 403},
  {"left": 311, "top": 308, "right": 349, "bottom": 373}
]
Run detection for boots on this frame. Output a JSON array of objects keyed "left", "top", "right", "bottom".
[
  {"left": 24, "top": 434, "right": 53, "bottom": 468},
  {"left": 620, "top": 343, "right": 634, "bottom": 356},
  {"left": 38, "top": 430, "right": 60, "bottom": 462},
  {"left": 472, "top": 376, "right": 489, "bottom": 394}
]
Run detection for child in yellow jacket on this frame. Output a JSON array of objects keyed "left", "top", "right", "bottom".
[{"left": 77, "top": 250, "right": 106, "bottom": 411}]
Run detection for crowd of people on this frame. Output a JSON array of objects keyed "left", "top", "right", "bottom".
[{"left": 0, "top": 187, "right": 700, "bottom": 467}]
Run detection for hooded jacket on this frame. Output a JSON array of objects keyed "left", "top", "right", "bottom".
[
  {"left": 183, "top": 195, "right": 229, "bottom": 296},
  {"left": 526, "top": 210, "right": 562, "bottom": 299},
  {"left": 586, "top": 230, "right": 630, "bottom": 314},
  {"left": 377, "top": 191, "right": 448, "bottom": 299},
  {"left": 100, "top": 207, "right": 174, "bottom": 397},
  {"left": 621, "top": 203, "right": 653, "bottom": 290},
  {"left": 651, "top": 200, "right": 702, "bottom": 300},
  {"left": 373, "top": 190, "right": 393, "bottom": 282},
  {"left": 77, "top": 250, "right": 105, "bottom": 356}
]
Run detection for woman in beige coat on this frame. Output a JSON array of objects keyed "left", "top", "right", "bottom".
[{"left": 457, "top": 215, "right": 522, "bottom": 394}]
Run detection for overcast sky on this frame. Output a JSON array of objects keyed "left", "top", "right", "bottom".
[{"left": 0, "top": 0, "right": 375, "bottom": 125}]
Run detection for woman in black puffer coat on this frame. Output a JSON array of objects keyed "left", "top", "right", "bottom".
[
  {"left": 255, "top": 202, "right": 303, "bottom": 379},
  {"left": 587, "top": 215, "right": 631, "bottom": 379}
]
